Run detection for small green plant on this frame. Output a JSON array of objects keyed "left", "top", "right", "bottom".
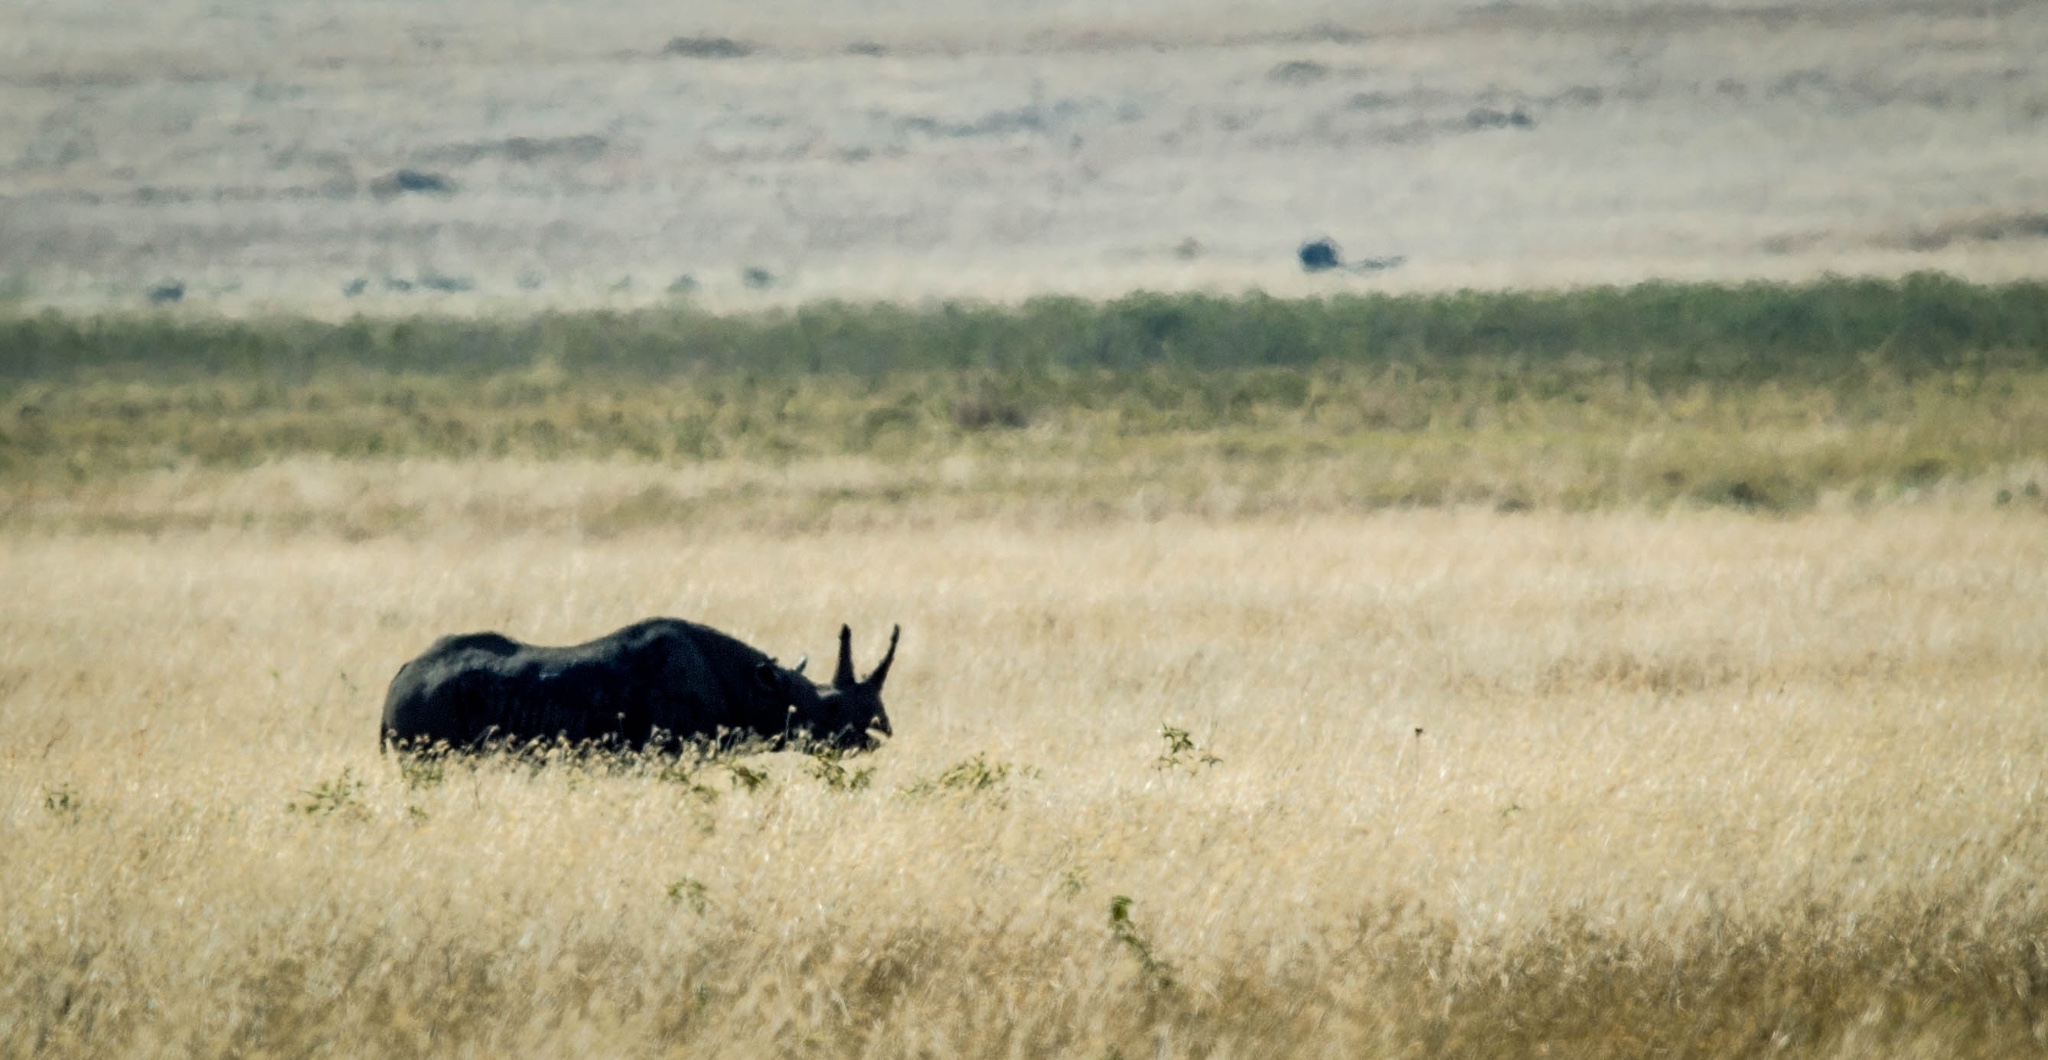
[
  {"left": 902, "top": 752, "right": 1018, "bottom": 797},
  {"left": 653, "top": 758, "right": 721, "bottom": 804},
  {"left": 1155, "top": 724, "right": 1220, "bottom": 773},
  {"left": 723, "top": 761, "right": 771, "bottom": 793},
  {"left": 806, "top": 747, "right": 874, "bottom": 792},
  {"left": 398, "top": 754, "right": 445, "bottom": 791},
  {"left": 665, "top": 878, "right": 710, "bottom": 914},
  {"left": 1108, "top": 895, "right": 1174, "bottom": 989},
  {"left": 42, "top": 783, "right": 82, "bottom": 822},
  {"left": 289, "top": 767, "right": 371, "bottom": 820},
  {"left": 1058, "top": 865, "right": 1088, "bottom": 898}
]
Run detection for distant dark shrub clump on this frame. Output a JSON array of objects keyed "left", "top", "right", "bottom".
[
  {"left": 663, "top": 36, "right": 753, "bottom": 58},
  {"left": 371, "top": 170, "right": 456, "bottom": 198},
  {"left": 1269, "top": 60, "right": 1330, "bottom": 85},
  {"left": 1465, "top": 107, "right": 1535, "bottom": 129}
]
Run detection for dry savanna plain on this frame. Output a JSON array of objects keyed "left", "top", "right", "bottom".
[
  {"left": 6, "top": 505, "right": 2048, "bottom": 1057},
  {"left": 8, "top": 0, "right": 2048, "bottom": 1057}
]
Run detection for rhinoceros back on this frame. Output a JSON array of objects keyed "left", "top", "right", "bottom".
[{"left": 379, "top": 618, "right": 781, "bottom": 753}]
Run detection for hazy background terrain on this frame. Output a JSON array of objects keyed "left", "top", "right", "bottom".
[{"left": 3, "top": 0, "right": 2045, "bottom": 311}]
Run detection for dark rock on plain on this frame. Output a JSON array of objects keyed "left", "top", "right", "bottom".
[{"left": 1298, "top": 238, "right": 1342, "bottom": 271}]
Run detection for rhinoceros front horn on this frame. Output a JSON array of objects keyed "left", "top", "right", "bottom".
[
  {"left": 864, "top": 625, "right": 901, "bottom": 691},
  {"left": 792, "top": 653, "right": 807, "bottom": 675}
]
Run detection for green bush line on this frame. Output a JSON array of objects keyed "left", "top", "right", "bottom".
[
  {"left": 6, "top": 363, "right": 2043, "bottom": 519},
  {"left": 5, "top": 274, "right": 2047, "bottom": 383}
]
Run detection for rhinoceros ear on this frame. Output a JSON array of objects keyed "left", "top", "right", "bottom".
[
  {"left": 791, "top": 654, "right": 807, "bottom": 676},
  {"left": 864, "top": 625, "right": 901, "bottom": 691},
  {"left": 754, "top": 661, "right": 783, "bottom": 692},
  {"left": 833, "top": 624, "right": 857, "bottom": 689}
]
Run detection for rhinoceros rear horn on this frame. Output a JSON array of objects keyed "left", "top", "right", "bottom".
[
  {"left": 833, "top": 624, "right": 857, "bottom": 689},
  {"left": 864, "top": 625, "right": 901, "bottom": 691}
]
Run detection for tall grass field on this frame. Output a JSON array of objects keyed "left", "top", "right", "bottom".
[
  {"left": 5, "top": 275, "right": 2048, "bottom": 1055},
  {"left": 5, "top": 512, "right": 2047, "bottom": 1057}
]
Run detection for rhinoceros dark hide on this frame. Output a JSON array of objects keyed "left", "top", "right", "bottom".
[{"left": 380, "top": 618, "right": 898, "bottom": 755}]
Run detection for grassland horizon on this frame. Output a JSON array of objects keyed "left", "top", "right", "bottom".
[
  {"left": 6, "top": 275, "right": 2047, "bottom": 532},
  {"left": 11, "top": 274, "right": 2048, "bottom": 380}
]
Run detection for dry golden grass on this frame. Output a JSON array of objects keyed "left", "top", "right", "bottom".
[{"left": 6, "top": 496, "right": 2047, "bottom": 1056}]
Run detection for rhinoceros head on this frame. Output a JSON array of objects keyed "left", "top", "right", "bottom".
[{"left": 767, "top": 623, "right": 898, "bottom": 752}]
